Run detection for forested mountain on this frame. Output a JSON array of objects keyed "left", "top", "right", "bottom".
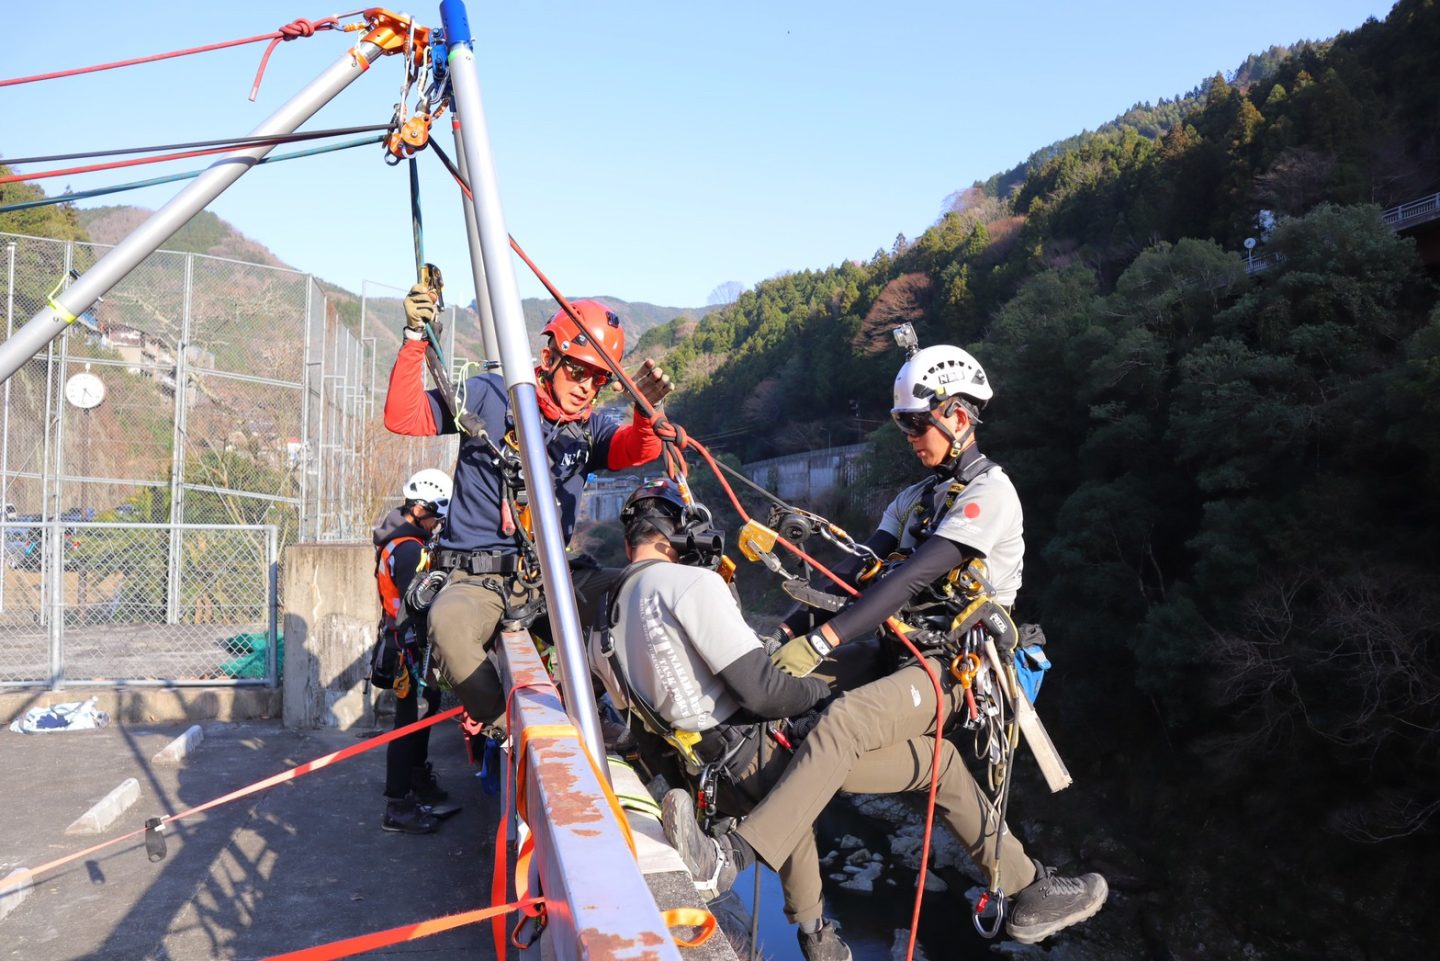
[
  {"left": 661, "top": 3, "right": 1440, "bottom": 957},
  {"left": 0, "top": 196, "right": 707, "bottom": 368}
]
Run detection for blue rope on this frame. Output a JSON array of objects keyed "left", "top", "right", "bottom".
[{"left": 0, "top": 135, "right": 384, "bottom": 214}]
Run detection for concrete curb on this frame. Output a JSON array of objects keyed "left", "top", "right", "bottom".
[
  {"left": 0, "top": 868, "right": 33, "bottom": 923},
  {"left": 151, "top": 725, "right": 204, "bottom": 766},
  {"left": 65, "top": 778, "right": 141, "bottom": 836}
]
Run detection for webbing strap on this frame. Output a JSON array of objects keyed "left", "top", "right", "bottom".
[
  {"left": 256, "top": 896, "right": 542, "bottom": 961},
  {"left": 493, "top": 683, "right": 714, "bottom": 954}
]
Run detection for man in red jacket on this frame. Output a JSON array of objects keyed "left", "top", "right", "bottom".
[{"left": 384, "top": 283, "right": 671, "bottom": 726}]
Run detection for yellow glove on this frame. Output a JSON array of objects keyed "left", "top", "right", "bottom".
[
  {"left": 771, "top": 632, "right": 832, "bottom": 678},
  {"left": 628, "top": 357, "right": 674, "bottom": 407},
  {"left": 403, "top": 283, "right": 438, "bottom": 334}
]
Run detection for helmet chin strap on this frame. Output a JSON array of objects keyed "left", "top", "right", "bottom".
[{"left": 929, "top": 399, "right": 976, "bottom": 471}]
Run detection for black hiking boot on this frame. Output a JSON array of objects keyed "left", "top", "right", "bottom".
[
  {"left": 661, "top": 789, "right": 744, "bottom": 897},
  {"left": 1005, "top": 863, "right": 1108, "bottom": 944},
  {"left": 382, "top": 795, "right": 439, "bottom": 835},
  {"left": 797, "top": 919, "right": 852, "bottom": 961},
  {"left": 410, "top": 762, "right": 449, "bottom": 804}
]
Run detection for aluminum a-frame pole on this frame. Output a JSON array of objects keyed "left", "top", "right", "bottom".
[
  {"left": 439, "top": 0, "right": 607, "bottom": 767},
  {"left": 450, "top": 122, "right": 502, "bottom": 370},
  {"left": 0, "top": 14, "right": 416, "bottom": 386}
]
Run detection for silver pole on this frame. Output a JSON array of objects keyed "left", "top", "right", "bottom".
[
  {"left": 267, "top": 524, "right": 280, "bottom": 685},
  {"left": 441, "top": 4, "right": 606, "bottom": 767},
  {"left": 451, "top": 122, "right": 501, "bottom": 370},
  {"left": 1, "top": 241, "right": 15, "bottom": 613},
  {"left": 0, "top": 38, "right": 391, "bottom": 386},
  {"left": 167, "top": 254, "right": 193, "bottom": 624}
]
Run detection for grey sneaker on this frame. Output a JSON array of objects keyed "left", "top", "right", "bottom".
[
  {"left": 1005, "top": 866, "right": 1108, "bottom": 944},
  {"left": 661, "top": 789, "right": 739, "bottom": 896},
  {"left": 798, "top": 919, "right": 852, "bottom": 961}
]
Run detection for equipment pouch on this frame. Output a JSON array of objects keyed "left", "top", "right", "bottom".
[
  {"left": 1015, "top": 645, "right": 1051, "bottom": 703},
  {"left": 369, "top": 620, "right": 400, "bottom": 690}
]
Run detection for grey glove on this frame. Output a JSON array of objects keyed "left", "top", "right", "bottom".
[
  {"left": 759, "top": 626, "right": 788, "bottom": 656},
  {"left": 403, "top": 283, "right": 437, "bottom": 338}
]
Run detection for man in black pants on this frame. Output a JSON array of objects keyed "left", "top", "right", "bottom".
[{"left": 374, "top": 469, "right": 452, "bottom": 834}]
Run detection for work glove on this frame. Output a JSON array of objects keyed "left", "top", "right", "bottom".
[
  {"left": 759, "top": 625, "right": 789, "bottom": 656},
  {"left": 403, "top": 283, "right": 438, "bottom": 339},
  {"left": 627, "top": 358, "right": 674, "bottom": 408},
  {"left": 771, "top": 631, "right": 832, "bottom": 678}
]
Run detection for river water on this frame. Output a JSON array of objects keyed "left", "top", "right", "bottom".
[{"left": 720, "top": 805, "right": 996, "bottom": 961}]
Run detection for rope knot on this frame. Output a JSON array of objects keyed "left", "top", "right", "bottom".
[
  {"left": 277, "top": 18, "right": 333, "bottom": 41},
  {"left": 652, "top": 416, "right": 688, "bottom": 448}
]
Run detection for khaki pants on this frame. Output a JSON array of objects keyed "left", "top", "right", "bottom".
[
  {"left": 736, "top": 657, "right": 1037, "bottom": 920},
  {"left": 427, "top": 564, "right": 620, "bottom": 725},
  {"left": 427, "top": 569, "right": 510, "bottom": 724}
]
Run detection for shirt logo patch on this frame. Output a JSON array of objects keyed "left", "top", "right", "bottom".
[{"left": 963, "top": 503, "right": 981, "bottom": 519}]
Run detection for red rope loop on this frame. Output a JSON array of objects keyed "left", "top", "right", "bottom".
[{"left": 251, "top": 17, "right": 342, "bottom": 101}]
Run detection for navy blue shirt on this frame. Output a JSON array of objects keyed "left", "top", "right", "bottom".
[{"left": 428, "top": 374, "right": 618, "bottom": 553}]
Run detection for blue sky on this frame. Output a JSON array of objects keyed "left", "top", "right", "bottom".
[{"left": 1, "top": 1, "right": 1395, "bottom": 309}]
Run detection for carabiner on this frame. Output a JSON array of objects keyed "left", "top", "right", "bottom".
[{"left": 971, "top": 888, "right": 1006, "bottom": 939}]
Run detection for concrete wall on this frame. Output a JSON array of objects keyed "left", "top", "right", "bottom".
[{"left": 281, "top": 543, "right": 378, "bottom": 730}]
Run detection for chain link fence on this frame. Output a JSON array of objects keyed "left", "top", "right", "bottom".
[
  {"left": 0, "top": 521, "right": 277, "bottom": 685},
  {"left": 0, "top": 233, "right": 458, "bottom": 687}
]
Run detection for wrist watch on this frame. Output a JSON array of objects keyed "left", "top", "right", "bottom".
[{"left": 806, "top": 631, "right": 833, "bottom": 657}]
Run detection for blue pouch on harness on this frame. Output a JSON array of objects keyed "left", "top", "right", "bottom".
[{"left": 1015, "top": 645, "right": 1051, "bottom": 703}]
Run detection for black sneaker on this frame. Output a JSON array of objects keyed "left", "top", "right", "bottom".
[
  {"left": 661, "top": 789, "right": 739, "bottom": 896},
  {"left": 798, "top": 919, "right": 852, "bottom": 961},
  {"left": 1005, "top": 865, "right": 1108, "bottom": 944},
  {"left": 410, "top": 762, "right": 449, "bottom": 804},
  {"left": 382, "top": 796, "right": 439, "bottom": 835}
]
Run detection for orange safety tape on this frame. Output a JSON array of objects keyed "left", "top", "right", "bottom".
[
  {"left": 495, "top": 682, "right": 714, "bottom": 952},
  {"left": 255, "top": 896, "right": 543, "bottom": 961},
  {"left": 662, "top": 907, "right": 719, "bottom": 948},
  {"left": 0, "top": 706, "right": 463, "bottom": 897}
]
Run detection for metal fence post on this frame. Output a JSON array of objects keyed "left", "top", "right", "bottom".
[
  {"left": 167, "top": 252, "right": 194, "bottom": 624},
  {"left": 267, "top": 524, "right": 280, "bottom": 685},
  {"left": 1, "top": 241, "right": 14, "bottom": 614}
]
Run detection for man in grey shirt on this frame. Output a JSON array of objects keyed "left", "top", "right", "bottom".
[
  {"left": 672, "top": 345, "right": 1108, "bottom": 946},
  {"left": 591, "top": 478, "right": 851, "bottom": 961}
]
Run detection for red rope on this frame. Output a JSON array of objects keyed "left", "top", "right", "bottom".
[
  {"left": 0, "top": 140, "right": 299, "bottom": 186},
  {"left": 0, "top": 17, "right": 341, "bottom": 99},
  {"left": 0, "top": 706, "right": 463, "bottom": 898},
  {"left": 431, "top": 142, "right": 943, "bottom": 961}
]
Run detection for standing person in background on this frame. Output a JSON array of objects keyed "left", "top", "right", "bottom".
[
  {"left": 383, "top": 279, "right": 673, "bottom": 728},
  {"left": 374, "top": 468, "right": 452, "bottom": 835}
]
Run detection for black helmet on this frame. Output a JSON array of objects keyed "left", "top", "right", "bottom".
[
  {"left": 621, "top": 477, "right": 688, "bottom": 529},
  {"left": 621, "top": 478, "right": 725, "bottom": 570}
]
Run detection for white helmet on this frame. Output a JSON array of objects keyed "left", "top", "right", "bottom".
[
  {"left": 402, "top": 468, "right": 453, "bottom": 517},
  {"left": 891, "top": 344, "right": 993, "bottom": 414}
]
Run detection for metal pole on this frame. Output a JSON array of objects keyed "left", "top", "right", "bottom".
[
  {"left": 440, "top": 0, "right": 606, "bottom": 767},
  {"left": 167, "top": 254, "right": 193, "bottom": 624},
  {"left": 1, "top": 241, "right": 15, "bottom": 613},
  {"left": 298, "top": 279, "right": 319, "bottom": 540},
  {"left": 450, "top": 121, "right": 501, "bottom": 370},
  {"left": 267, "top": 524, "right": 280, "bottom": 685},
  {"left": 0, "top": 37, "right": 392, "bottom": 386}
]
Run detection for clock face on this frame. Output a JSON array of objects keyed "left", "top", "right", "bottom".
[{"left": 64, "top": 372, "right": 106, "bottom": 410}]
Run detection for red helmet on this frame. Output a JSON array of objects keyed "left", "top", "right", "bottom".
[{"left": 542, "top": 300, "right": 625, "bottom": 369}]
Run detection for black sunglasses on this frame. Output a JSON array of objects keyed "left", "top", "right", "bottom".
[
  {"left": 891, "top": 410, "right": 934, "bottom": 437},
  {"left": 559, "top": 356, "right": 609, "bottom": 386}
]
